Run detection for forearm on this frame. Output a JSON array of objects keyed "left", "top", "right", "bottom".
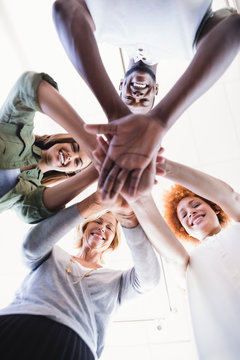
[
  {"left": 37, "top": 80, "right": 96, "bottom": 159},
  {"left": 162, "top": 159, "right": 240, "bottom": 220},
  {"left": 43, "top": 163, "right": 98, "bottom": 210},
  {"left": 122, "top": 224, "right": 161, "bottom": 292},
  {"left": 113, "top": 210, "right": 138, "bottom": 229},
  {"left": 150, "top": 14, "right": 240, "bottom": 131},
  {"left": 53, "top": 0, "right": 130, "bottom": 121},
  {"left": 131, "top": 194, "right": 189, "bottom": 268},
  {"left": 22, "top": 203, "right": 83, "bottom": 265}
]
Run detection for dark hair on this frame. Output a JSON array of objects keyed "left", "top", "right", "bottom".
[
  {"left": 34, "top": 133, "right": 88, "bottom": 186},
  {"left": 163, "top": 184, "right": 231, "bottom": 245}
]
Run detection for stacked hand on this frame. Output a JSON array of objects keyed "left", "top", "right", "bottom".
[
  {"left": 85, "top": 113, "right": 165, "bottom": 198},
  {"left": 92, "top": 135, "right": 165, "bottom": 205}
]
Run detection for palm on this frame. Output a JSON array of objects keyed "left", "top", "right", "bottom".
[
  {"left": 106, "top": 114, "right": 162, "bottom": 169},
  {"left": 85, "top": 114, "right": 164, "bottom": 197},
  {"left": 121, "top": 159, "right": 156, "bottom": 204}
]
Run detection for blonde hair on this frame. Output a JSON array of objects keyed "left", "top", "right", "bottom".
[{"left": 75, "top": 210, "right": 121, "bottom": 263}]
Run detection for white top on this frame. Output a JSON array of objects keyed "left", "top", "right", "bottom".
[
  {"left": 187, "top": 222, "right": 240, "bottom": 360},
  {"left": 86, "top": 0, "right": 212, "bottom": 63}
]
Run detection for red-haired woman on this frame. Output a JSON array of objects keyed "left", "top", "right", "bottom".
[{"left": 156, "top": 158, "right": 240, "bottom": 360}]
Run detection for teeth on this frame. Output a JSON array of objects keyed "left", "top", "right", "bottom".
[
  {"left": 92, "top": 233, "right": 104, "bottom": 240},
  {"left": 192, "top": 216, "right": 204, "bottom": 225},
  {"left": 133, "top": 82, "right": 147, "bottom": 88},
  {"left": 59, "top": 151, "right": 64, "bottom": 165}
]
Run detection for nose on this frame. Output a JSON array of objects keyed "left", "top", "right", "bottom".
[
  {"left": 66, "top": 152, "right": 71, "bottom": 162},
  {"left": 132, "top": 90, "right": 143, "bottom": 98},
  {"left": 97, "top": 225, "right": 105, "bottom": 233},
  {"left": 187, "top": 209, "right": 197, "bottom": 218},
  {"left": 67, "top": 151, "right": 78, "bottom": 163}
]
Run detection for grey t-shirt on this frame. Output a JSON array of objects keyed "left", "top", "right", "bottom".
[
  {"left": 0, "top": 204, "right": 161, "bottom": 359},
  {"left": 0, "top": 168, "right": 20, "bottom": 197}
]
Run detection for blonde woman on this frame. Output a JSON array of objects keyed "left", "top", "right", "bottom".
[{"left": 0, "top": 192, "right": 160, "bottom": 360}]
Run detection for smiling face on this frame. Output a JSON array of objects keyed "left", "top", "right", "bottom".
[
  {"left": 82, "top": 213, "right": 117, "bottom": 253},
  {"left": 41, "top": 142, "right": 91, "bottom": 172},
  {"left": 119, "top": 67, "right": 159, "bottom": 114},
  {"left": 177, "top": 196, "right": 221, "bottom": 241}
]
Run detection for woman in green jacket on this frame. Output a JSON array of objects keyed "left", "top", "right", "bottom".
[{"left": 0, "top": 71, "right": 97, "bottom": 223}]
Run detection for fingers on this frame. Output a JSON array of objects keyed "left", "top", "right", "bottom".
[
  {"left": 98, "top": 156, "right": 115, "bottom": 189},
  {"left": 84, "top": 123, "right": 118, "bottom": 135},
  {"left": 110, "top": 168, "right": 129, "bottom": 200},
  {"left": 100, "top": 164, "right": 122, "bottom": 201},
  {"left": 102, "top": 167, "right": 129, "bottom": 202},
  {"left": 97, "top": 135, "right": 109, "bottom": 153},
  {"left": 156, "top": 163, "right": 166, "bottom": 176},
  {"left": 158, "top": 146, "right": 164, "bottom": 155},
  {"left": 128, "top": 169, "right": 143, "bottom": 197},
  {"left": 156, "top": 153, "right": 165, "bottom": 166}
]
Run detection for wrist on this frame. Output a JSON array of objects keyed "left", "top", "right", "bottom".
[
  {"left": 77, "top": 193, "right": 106, "bottom": 218},
  {"left": 161, "top": 159, "right": 179, "bottom": 180},
  {"left": 107, "top": 101, "right": 131, "bottom": 122},
  {"left": 114, "top": 211, "right": 138, "bottom": 228}
]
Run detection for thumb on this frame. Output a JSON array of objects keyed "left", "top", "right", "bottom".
[{"left": 84, "top": 123, "right": 118, "bottom": 135}]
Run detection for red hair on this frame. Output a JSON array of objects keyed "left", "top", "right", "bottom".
[{"left": 163, "top": 184, "right": 230, "bottom": 245}]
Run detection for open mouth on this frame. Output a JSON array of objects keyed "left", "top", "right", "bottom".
[
  {"left": 59, "top": 150, "right": 65, "bottom": 166},
  {"left": 91, "top": 232, "right": 105, "bottom": 241},
  {"left": 191, "top": 214, "right": 205, "bottom": 226},
  {"left": 131, "top": 82, "right": 148, "bottom": 90}
]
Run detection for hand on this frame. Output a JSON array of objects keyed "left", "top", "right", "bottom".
[
  {"left": 92, "top": 137, "right": 165, "bottom": 204},
  {"left": 85, "top": 114, "right": 165, "bottom": 197},
  {"left": 156, "top": 154, "right": 167, "bottom": 176},
  {"left": 95, "top": 185, "right": 138, "bottom": 228}
]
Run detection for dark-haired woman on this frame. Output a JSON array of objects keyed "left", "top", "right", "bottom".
[{"left": 0, "top": 71, "right": 97, "bottom": 223}]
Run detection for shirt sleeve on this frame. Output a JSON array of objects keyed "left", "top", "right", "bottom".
[
  {"left": 14, "top": 185, "right": 61, "bottom": 224},
  {"left": 0, "top": 71, "right": 58, "bottom": 126},
  {"left": 22, "top": 204, "right": 84, "bottom": 269},
  {"left": 118, "top": 225, "right": 161, "bottom": 300}
]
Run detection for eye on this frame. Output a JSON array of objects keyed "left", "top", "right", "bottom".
[
  {"left": 75, "top": 158, "right": 81, "bottom": 168},
  {"left": 141, "top": 99, "right": 150, "bottom": 104},
  {"left": 182, "top": 213, "right": 187, "bottom": 219},
  {"left": 193, "top": 202, "right": 200, "bottom": 208},
  {"left": 107, "top": 225, "right": 113, "bottom": 232},
  {"left": 125, "top": 96, "right": 134, "bottom": 104},
  {"left": 95, "top": 220, "right": 102, "bottom": 225}
]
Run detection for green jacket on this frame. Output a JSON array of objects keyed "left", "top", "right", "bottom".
[{"left": 0, "top": 71, "right": 59, "bottom": 223}]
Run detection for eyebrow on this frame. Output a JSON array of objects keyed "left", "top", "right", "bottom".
[
  {"left": 72, "top": 142, "right": 80, "bottom": 153},
  {"left": 99, "top": 217, "right": 115, "bottom": 228},
  {"left": 125, "top": 98, "right": 150, "bottom": 108},
  {"left": 72, "top": 143, "right": 83, "bottom": 167},
  {"left": 179, "top": 200, "right": 196, "bottom": 214}
]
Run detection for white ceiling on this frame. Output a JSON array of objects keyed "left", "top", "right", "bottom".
[{"left": 0, "top": 0, "right": 239, "bottom": 359}]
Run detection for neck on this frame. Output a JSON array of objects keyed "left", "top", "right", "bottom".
[
  {"left": 37, "top": 150, "right": 49, "bottom": 173},
  {"left": 76, "top": 248, "right": 102, "bottom": 268},
  {"left": 201, "top": 224, "right": 222, "bottom": 241}
]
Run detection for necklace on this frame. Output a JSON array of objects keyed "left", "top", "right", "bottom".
[{"left": 65, "top": 256, "right": 97, "bottom": 285}]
